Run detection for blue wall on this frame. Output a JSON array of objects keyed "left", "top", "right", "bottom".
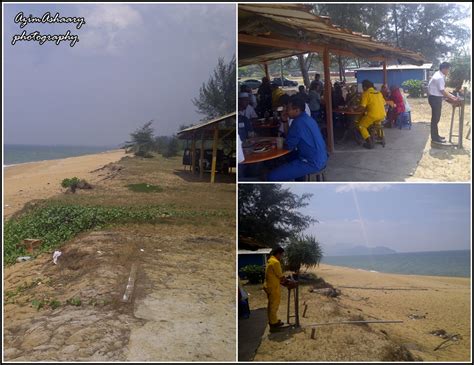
[{"left": 356, "top": 69, "right": 426, "bottom": 89}]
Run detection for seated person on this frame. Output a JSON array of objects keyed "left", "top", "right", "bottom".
[
  {"left": 345, "top": 85, "right": 360, "bottom": 108},
  {"left": 238, "top": 114, "right": 253, "bottom": 141},
  {"left": 296, "top": 85, "right": 310, "bottom": 103},
  {"left": 332, "top": 81, "right": 346, "bottom": 109},
  {"left": 268, "top": 95, "right": 328, "bottom": 181},
  {"left": 354, "top": 80, "right": 387, "bottom": 149},
  {"left": 241, "top": 84, "right": 257, "bottom": 109},
  {"left": 387, "top": 85, "right": 405, "bottom": 127},
  {"left": 238, "top": 92, "right": 258, "bottom": 121},
  {"left": 271, "top": 84, "right": 285, "bottom": 110},
  {"left": 277, "top": 94, "right": 311, "bottom": 137}
]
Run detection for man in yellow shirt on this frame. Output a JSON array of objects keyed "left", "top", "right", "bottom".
[
  {"left": 355, "top": 80, "right": 386, "bottom": 149},
  {"left": 263, "top": 246, "right": 289, "bottom": 329}
]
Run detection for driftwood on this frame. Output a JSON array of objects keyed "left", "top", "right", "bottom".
[
  {"left": 339, "top": 286, "right": 428, "bottom": 291},
  {"left": 434, "top": 334, "right": 461, "bottom": 351}
]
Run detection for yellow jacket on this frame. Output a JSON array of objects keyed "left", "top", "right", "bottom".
[
  {"left": 264, "top": 255, "right": 283, "bottom": 292},
  {"left": 360, "top": 87, "right": 386, "bottom": 120}
]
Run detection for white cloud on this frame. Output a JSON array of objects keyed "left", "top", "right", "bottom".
[
  {"left": 335, "top": 184, "right": 392, "bottom": 193},
  {"left": 77, "top": 5, "right": 144, "bottom": 54}
]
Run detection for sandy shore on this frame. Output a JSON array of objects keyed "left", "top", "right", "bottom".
[
  {"left": 3, "top": 150, "right": 126, "bottom": 218},
  {"left": 243, "top": 263, "right": 470, "bottom": 361}
]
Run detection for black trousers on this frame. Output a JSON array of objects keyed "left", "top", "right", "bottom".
[{"left": 428, "top": 95, "right": 443, "bottom": 139}]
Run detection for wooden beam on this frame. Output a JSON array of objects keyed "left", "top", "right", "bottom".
[
  {"left": 210, "top": 126, "right": 219, "bottom": 183},
  {"left": 199, "top": 134, "right": 205, "bottom": 180},
  {"left": 383, "top": 60, "right": 387, "bottom": 86},
  {"left": 323, "top": 47, "right": 334, "bottom": 153},
  {"left": 240, "top": 33, "right": 325, "bottom": 53},
  {"left": 191, "top": 134, "right": 196, "bottom": 175}
]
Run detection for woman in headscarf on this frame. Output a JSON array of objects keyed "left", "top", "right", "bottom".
[{"left": 387, "top": 85, "right": 405, "bottom": 127}]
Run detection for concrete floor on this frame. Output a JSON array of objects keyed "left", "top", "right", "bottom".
[{"left": 326, "top": 122, "right": 430, "bottom": 181}]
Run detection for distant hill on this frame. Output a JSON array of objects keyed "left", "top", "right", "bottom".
[{"left": 322, "top": 244, "right": 397, "bottom": 256}]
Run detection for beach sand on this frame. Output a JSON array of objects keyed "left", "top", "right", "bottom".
[
  {"left": 243, "top": 264, "right": 471, "bottom": 362},
  {"left": 3, "top": 150, "right": 126, "bottom": 218}
]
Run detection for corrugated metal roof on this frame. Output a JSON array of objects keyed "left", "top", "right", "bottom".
[
  {"left": 238, "top": 248, "right": 272, "bottom": 255},
  {"left": 239, "top": 4, "right": 427, "bottom": 66},
  {"left": 177, "top": 112, "right": 236, "bottom": 139},
  {"left": 355, "top": 63, "right": 433, "bottom": 71}
]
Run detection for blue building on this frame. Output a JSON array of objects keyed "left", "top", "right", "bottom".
[
  {"left": 355, "top": 63, "right": 432, "bottom": 91},
  {"left": 238, "top": 248, "right": 271, "bottom": 278}
]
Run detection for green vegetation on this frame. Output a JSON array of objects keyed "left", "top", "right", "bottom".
[
  {"left": 31, "top": 299, "right": 45, "bottom": 311},
  {"left": 4, "top": 202, "right": 230, "bottom": 265},
  {"left": 3, "top": 203, "right": 170, "bottom": 264},
  {"left": 284, "top": 235, "right": 324, "bottom": 274},
  {"left": 192, "top": 55, "right": 236, "bottom": 119},
  {"left": 67, "top": 297, "right": 82, "bottom": 306},
  {"left": 239, "top": 184, "right": 315, "bottom": 248},
  {"left": 127, "top": 183, "right": 163, "bottom": 193},
  {"left": 447, "top": 55, "right": 471, "bottom": 90},
  {"left": 123, "top": 121, "right": 156, "bottom": 158},
  {"left": 402, "top": 79, "right": 424, "bottom": 98},
  {"left": 49, "top": 299, "right": 62, "bottom": 310},
  {"left": 61, "top": 177, "right": 91, "bottom": 193},
  {"left": 240, "top": 265, "right": 265, "bottom": 284},
  {"left": 61, "top": 177, "right": 81, "bottom": 189}
]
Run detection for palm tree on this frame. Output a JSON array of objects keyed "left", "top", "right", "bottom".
[{"left": 284, "top": 234, "right": 323, "bottom": 274}]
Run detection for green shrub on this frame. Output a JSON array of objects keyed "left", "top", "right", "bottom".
[
  {"left": 240, "top": 264, "right": 265, "bottom": 284},
  {"left": 402, "top": 79, "right": 424, "bottom": 98},
  {"left": 61, "top": 177, "right": 81, "bottom": 189}
]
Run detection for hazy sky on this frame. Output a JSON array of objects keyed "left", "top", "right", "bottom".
[
  {"left": 288, "top": 183, "right": 471, "bottom": 253},
  {"left": 4, "top": 4, "right": 236, "bottom": 146}
]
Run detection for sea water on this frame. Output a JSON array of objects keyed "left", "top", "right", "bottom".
[
  {"left": 321, "top": 250, "right": 470, "bottom": 277},
  {"left": 4, "top": 144, "right": 116, "bottom": 166}
]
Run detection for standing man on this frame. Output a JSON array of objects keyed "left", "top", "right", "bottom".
[
  {"left": 310, "top": 73, "right": 324, "bottom": 96},
  {"left": 263, "top": 246, "right": 287, "bottom": 330},
  {"left": 427, "top": 62, "right": 459, "bottom": 143}
]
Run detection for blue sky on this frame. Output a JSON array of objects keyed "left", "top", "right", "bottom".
[
  {"left": 3, "top": 4, "right": 236, "bottom": 146},
  {"left": 287, "top": 183, "right": 471, "bottom": 253}
]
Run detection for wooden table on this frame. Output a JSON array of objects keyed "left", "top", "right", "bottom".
[
  {"left": 242, "top": 148, "right": 290, "bottom": 164},
  {"left": 333, "top": 109, "right": 363, "bottom": 144}
]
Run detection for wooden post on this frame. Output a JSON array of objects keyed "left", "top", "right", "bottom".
[
  {"left": 323, "top": 47, "right": 334, "bottom": 153},
  {"left": 383, "top": 60, "right": 387, "bottom": 87},
  {"left": 264, "top": 62, "right": 269, "bottom": 79},
  {"left": 210, "top": 126, "right": 219, "bottom": 183},
  {"left": 199, "top": 134, "right": 205, "bottom": 179},
  {"left": 191, "top": 135, "right": 196, "bottom": 175},
  {"left": 311, "top": 328, "right": 316, "bottom": 339}
]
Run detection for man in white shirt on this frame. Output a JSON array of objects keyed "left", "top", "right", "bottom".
[
  {"left": 238, "top": 92, "right": 258, "bottom": 120},
  {"left": 427, "top": 62, "right": 459, "bottom": 143}
]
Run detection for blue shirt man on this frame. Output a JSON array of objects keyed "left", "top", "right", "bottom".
[{"left": 268, "top": 95, "right": 328, "bottom": 181}]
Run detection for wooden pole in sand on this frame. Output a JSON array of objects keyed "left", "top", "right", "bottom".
[
  {"left": 191, "top": 134, "right": 196, "bottom": 175},
  {"left": 210, "top": 126, "right": 219, "bottom": 183},
  {"left": 199, "top": 133, "right": 205, "bottom": 180}
]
